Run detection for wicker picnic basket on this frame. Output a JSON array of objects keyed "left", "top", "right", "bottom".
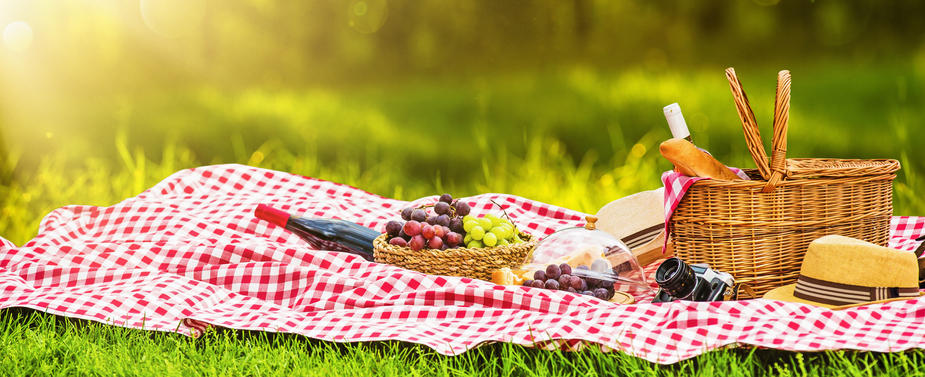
[
  {"left": 373, "top": 233, "right": 536, "bottom": 281},
  {"left": 669, "top": 68, "right": 901, "bottom": 297}
]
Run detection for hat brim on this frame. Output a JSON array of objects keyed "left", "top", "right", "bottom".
[
  {"left": 763, "top": 284, "right": 924, "bottom": 310},
  {"left": 595, "top": 188, "right": 664, "bottom": 242}
]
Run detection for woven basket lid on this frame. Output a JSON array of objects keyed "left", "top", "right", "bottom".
[{"left": 784, "top": 158, "right": 900, "bottom": 179}]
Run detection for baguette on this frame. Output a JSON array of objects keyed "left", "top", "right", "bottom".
[{"left": 659, "top": 138, "right": 741, "bottom": 180}]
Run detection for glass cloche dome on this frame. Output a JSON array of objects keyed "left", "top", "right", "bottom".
[{"left": 524, "top": 216, "right": 652, "bottom": 296}]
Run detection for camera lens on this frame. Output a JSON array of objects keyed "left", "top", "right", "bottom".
[{"left": 654, "top": 258, "right": 699, "bottom": 300}]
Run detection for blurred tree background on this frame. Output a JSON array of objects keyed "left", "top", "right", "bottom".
[{"left": 1, "top": 0, "right": 924, "bottom": 244}]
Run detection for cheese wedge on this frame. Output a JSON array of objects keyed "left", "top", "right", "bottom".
[
  {"left": 491, "top": 267, "right": 525, "bottom": 286},
  {"left": 552, "top": 246, "right": 605, "bottom": 268}
]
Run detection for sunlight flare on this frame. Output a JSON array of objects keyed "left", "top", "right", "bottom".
[
  {"left": 348, "top": 0, "right": 388, "bottom": 34},
  {"left": 2, "top": 21, "right": 33, "bottom": 52},
  {"left": 140, "top": 0, "right": 206, "bottom": 38}
]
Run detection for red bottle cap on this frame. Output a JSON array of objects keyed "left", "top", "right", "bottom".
[{"left": 255, "top": 204, "right": 291, "bottom": 227}]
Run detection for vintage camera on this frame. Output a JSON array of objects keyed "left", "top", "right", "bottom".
[{"left": 652, "top": 257, "right": 735, "bottom": 302}]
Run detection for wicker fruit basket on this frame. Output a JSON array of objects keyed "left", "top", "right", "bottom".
[
  {"left": 373, "top": 233, "right": 536, "bottom": 281},
  {"left": 669, "top": 68, "right": 901, "bottom": 297}
]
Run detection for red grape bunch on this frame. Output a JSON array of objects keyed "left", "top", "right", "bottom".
[
  {"left": 382, "top": 193, "right": 471, "bottom": 251},
  {"left": 522, "top": 263, "right": 616, "bottom": 301}
]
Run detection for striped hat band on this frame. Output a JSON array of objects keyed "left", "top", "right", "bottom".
[{"left": 793, "top": 274, "right": 919, "bottom": 306}]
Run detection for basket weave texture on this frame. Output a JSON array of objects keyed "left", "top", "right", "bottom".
[
  {"left": 670, "top": 68, "right": 900, "bottom": 297},
  {"left": 373, "top": 233, "right": 535, "bottom": 281}
]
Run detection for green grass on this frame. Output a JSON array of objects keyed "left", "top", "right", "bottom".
[
  {"left": 4, "top": 65, "right": 925, "bottom": 245},
  {"left": 4, "top": 308, "right": 925, "bottom": 377},
  {"left": 2, "top": 65, "right": 925, "bottom": 375}
]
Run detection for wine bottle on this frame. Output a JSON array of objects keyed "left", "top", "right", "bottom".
[
  {"left": 254, "top": 204, "right": 379, "bottom": 261},
  {"left": 663, "top": 103, "right": 697, "bottom": 177},
  {"left": 663, "top": 103, "right": 693, "bottom": 142}
]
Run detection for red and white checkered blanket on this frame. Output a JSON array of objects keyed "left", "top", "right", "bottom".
[{"left": 2, "top": 164, "right": 924, "bottom": 364}]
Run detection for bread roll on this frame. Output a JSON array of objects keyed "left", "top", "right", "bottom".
[{"left": 659, "top": 138, "right": 741, "bottom": 180}]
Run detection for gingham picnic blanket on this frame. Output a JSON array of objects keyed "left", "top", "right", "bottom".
[{"left": 2, "top": 164, "right": 924, "bottom": 364}]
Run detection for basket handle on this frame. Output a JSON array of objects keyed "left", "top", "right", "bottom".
[
  {"left": 766, "top": 70, "right": 791, "bottom": 192},
  {"left": 724, "top": 68, "right": 790, "bottom": 192}
]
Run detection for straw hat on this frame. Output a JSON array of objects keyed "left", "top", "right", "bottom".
[
  {"left": 595, "top": 188, "right": 667, "bottom": 260},
  {"left": 763, "top": 235, "right": 922, "bottom": 309}
]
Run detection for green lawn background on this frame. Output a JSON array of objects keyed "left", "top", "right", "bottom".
[{"left": 3, "top": 62, "right": 924, "bottom": 246}]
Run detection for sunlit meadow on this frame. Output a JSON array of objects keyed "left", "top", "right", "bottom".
[{"left": 2, "top": 1, "right": 925, "bottom": 375}]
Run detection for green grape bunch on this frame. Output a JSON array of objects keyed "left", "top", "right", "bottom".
[{"left": 462, "top": 213, "right": 526, "bottom": 249}]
